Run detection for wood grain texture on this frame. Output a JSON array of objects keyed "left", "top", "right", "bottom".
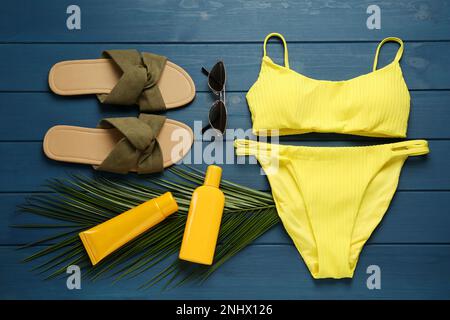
[
  {"left": 1, "top": 91, "right": 449, "bottom": 141},
  {"left": 0, "top": 245, "right": 449, "bottom": 299},
  {"left": 0, "top": 140, "right": 446, "bottom": 192},
  {"left": 1, "top": 42, "right": 449, "bottom": 92},
  {"left": 3, "top": 192, "right": 449, "bottom": 245},
  {"left": 1, "top": 0, "right": 449, "bottom": 42}
]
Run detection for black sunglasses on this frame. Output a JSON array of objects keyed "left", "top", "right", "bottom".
[{"left": 201, "top": 61, "right": 227, "bottom": 135}]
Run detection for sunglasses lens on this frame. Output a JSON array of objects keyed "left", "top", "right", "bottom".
[
  {"left": 209, "top": 100, "right": 227, "bottom": 134},
  {"left": 208, "top": 61, "right": 225, "bottom": 92}
]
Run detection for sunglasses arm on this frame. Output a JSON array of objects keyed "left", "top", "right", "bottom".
[{"left": 201, "top": 67, "right": 210, "bottom": 76}]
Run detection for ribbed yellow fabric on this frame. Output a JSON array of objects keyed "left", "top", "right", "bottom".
[
  {"left": 247, "top": 33, "right": 410, "bottom": 137},
  {"left": 234, "top": 139, "right": 429, "bottom": 278}
]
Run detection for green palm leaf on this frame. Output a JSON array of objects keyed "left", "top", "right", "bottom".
[{"left": 18, "top": 166, "right": 279, "bottom": 288}]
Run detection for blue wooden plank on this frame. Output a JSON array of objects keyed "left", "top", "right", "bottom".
[
  {"left": 1, "top": 194, "right": 73, "bottom": 246},
  {"left": 1, "top": 42, "right": 449, "bottom": 92},
  {"left": 1, "top": 1, "right": 449, "bottom": 42},
  {"left": 2, "top": 191, "right": 450, "bottom": 245},
  {"left": 0, "top": 245, "right": 449, "bottom": 299},
  {"left": 0, "top": 140, "right": 445, "bottom": 192},
  {"left": 1, "top": 91, "right": 449, "bottom": 141}
]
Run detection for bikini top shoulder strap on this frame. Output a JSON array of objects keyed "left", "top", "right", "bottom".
[
  {"left": 373, "top": 37, "right": 404, "bottom": 71},
  {"left": 263, "top": 33, "right": 290, "bottom": 68}
]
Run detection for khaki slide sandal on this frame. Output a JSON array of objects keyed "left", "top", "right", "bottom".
[
  {"left": 43, "top": 114, "right": 193, "bottom": 174},
  {"left": 49, "top": 50, "right": 196, "bottom": 113}
]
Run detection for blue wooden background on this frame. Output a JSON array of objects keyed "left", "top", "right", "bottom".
[{"left": 1, "top": 0, "right": 449, "bottom": 299}]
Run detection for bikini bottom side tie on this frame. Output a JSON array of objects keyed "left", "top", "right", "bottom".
[{"left": 234, "top": 139, "right": 429, "bottom": 279}]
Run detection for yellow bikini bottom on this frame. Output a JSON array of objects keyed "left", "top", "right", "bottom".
[{"left": 234, "top": 139, "right": 429, "bottom": 279}]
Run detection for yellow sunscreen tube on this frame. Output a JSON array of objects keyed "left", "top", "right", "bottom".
[{"left": 79, "top": 192, "right": 178, "bottom": 266}]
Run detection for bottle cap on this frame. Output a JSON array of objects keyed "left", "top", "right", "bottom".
[
  {"left": 155, "top": 192, "right": 179, "bottom": 218},
  {"left": 204, "top": 165, "right": 222, "bottom": 187}
]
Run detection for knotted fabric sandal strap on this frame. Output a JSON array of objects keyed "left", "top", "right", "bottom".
[
  {"left": 96, "top": 50, "right": 167, "bottom": 112},
  {"left": 96, "top": 114, "right": 166, "bottom": 174},
  {"left": 138, "top": 53, "right": 167, "bottom": 112}
]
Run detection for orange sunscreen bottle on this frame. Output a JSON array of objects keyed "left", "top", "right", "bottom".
[
  {"left": 79, "top": 192, "right": 178, "bottom": 265},
  {"left": 179, "top": 165, "right": 225, "bottom": 265}
]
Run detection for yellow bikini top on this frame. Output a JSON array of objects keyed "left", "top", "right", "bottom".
[{"left": 247, "top": 33, "right": 410, "bottom": 137}]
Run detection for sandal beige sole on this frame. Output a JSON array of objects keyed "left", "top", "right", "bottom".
[
  {"left": 49, "top": 59, "right": 196, "bottom": 109},
  {"left": 43, "top": 119, "right": 193, "bottom": 171}
]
